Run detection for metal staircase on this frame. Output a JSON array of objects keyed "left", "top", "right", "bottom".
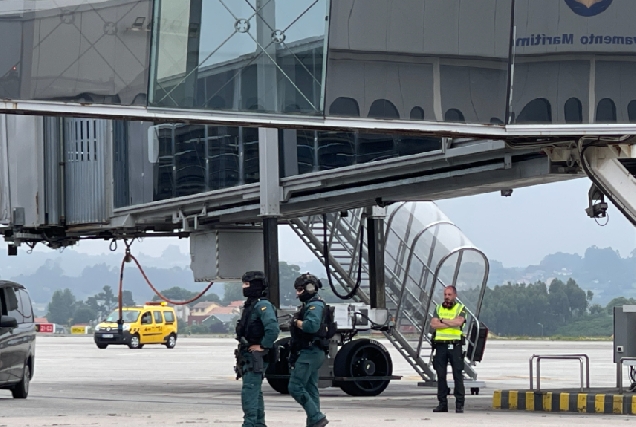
[{"left": 289, "top": 204, "right": 488, "bottom": 383}]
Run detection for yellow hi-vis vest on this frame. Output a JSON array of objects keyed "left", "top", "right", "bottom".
[{"left": 434, "top": 303, "right": 465, "bottom": 341}]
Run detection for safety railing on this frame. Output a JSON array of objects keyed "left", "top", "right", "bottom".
[
  {"left": 617, "top": 356, "right": 636, "bottom": 394},
  {"left": 529, "top": 354, "right": 590, "bottom": 392},
  {"left": 323, "top": 207, "right": 486, "bottom": 380}
]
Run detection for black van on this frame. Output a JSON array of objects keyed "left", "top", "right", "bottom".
[{"left": 0, "top": 281, "right": 36, "bottom": 398}]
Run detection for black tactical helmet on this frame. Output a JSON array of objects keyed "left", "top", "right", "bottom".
[
  {"left": 294, "top": 273, "right": 322, "bottom": 293},
  {"left": 242, "top": 271, "right": 268, "bottom": 286},
  {"left": 242, "top": 271, "right": 268, "bottom": 299}
]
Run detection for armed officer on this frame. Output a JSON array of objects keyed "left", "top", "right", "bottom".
[
  {"left": 235, "top": 271, "right": 280, "bottom": 427},
  {"left": 430, "top": 285, "right": 466, "bottom": 413},
  {"left": 289, "top": 274, "right": 329, "bottom": 427}
]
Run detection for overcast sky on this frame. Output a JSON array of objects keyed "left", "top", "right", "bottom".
[{"left": 1, "top": 176, "right": 633, "bottom": 268}]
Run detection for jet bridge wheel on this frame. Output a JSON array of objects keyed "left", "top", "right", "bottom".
[
  {"left": 334, "top": 339, "right": 393, "bottom": 396},
  {"left": 265, "top": 337, "right": 291, "bottom": 395}
]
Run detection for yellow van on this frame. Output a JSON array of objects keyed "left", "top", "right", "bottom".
[{"left": 93, "top": 302, "right": 178, "bottom": 349}]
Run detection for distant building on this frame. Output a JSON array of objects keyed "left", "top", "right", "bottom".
[
  {"left": 191, "top": 301, "right": 219, "bottom": 316},
  {"left": 171, "top": 304, "right": 190, "bottom": 323},
  {"left": 188, "top": 304, "right": 239, "bottom": 326}
]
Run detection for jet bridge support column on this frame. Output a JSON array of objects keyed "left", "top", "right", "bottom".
[
  {"left": 259, "top": 128, "right": 281, "bottom": 308},
  {"left": 367, "top": 206, "right": 386, "bottom": 309}
]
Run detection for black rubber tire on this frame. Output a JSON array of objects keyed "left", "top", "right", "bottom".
[
  {"left": 96, "top": 344, "right": 108, "bottom": 349},
  {"left": 128, "top": 334, "right": 141, "bottom": 349},
  {"left": 333, "top": 339, "right": 392, "bottom": 397},
  {"left": 11, "top": 363, "right": 30, "bottom": 399},
  {"left": 165, "top": 334, "right": 177, "bottom": 349},
  {"left": 265, "top": 337, "right": 291, "bottom": 395}
]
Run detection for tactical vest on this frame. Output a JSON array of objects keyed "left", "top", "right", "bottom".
[
  {"left": 293, "top": 297, "right": 326, "bottom": 349},
  {"left": 236, "top": 298, "right": 265, "bottom": 345},
  {"left": 434, "top": 302, "right": 464, "bottom": 341}
]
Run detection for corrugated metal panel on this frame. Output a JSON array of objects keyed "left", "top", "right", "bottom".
[
  {"left": 43, "top": 117, "right": 61, "bottom": 225},
  {"left": 64, "top": 118, "right": 110, "bottom": 225},
  {"left": 112, "top": 121, "right": 130, "bottom": 209}
]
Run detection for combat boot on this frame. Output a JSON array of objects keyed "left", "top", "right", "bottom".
[
  {"left": 432, "top": 404, "right": 448, "bottom": 412},
  {"left": 456, "top": 404, "right": 464, "bottom": 413},
  {"left": 310, "top": 416, "right": 329, "bottom": 427}
]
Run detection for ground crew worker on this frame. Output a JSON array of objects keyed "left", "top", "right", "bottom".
[
  {"left": 289, "top": 274, "right": 329, "bottom": 427},
  {"left": 235, "top": 271, "right": 280, "bottom": 427},
  {"left": 430, "top": 285, "right": 466, "bottom": 413}
]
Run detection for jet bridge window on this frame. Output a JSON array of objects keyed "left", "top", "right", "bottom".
[
  {"left": 410, "top": 107, "right": 425, "bottom": 121},
  {"left": 628, "top": 101, "right": 636, "bottom": 123},
  {"left": 329, "top": 97, "right": 360, "bottom": 117},
  {"left": 596, "top": 98, "right": 617, "bottom": 123},
  {"left": 564, "top": 98, "right": 583, "bottom": 124},
  {"left": 368, "top": 100, "right": 400, "bottom": 120},
  {"left": 444, "top": 109, "right": 466, "bottom": 123},
  {"left": 516, "top": 99, "right": 552, "bottom": 124}
]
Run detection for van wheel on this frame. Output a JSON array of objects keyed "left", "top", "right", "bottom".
[
  {"left": 165, "top": 334, "right": 177, "bottom": 349},
  {"left": 128, "top": 334, "right": 141, "bottom": 349},
  {"left": 11, "top": 363, "right": 30, "bottom": 399},
  {"left": 96, "top": 344, "right": 108, "bottom": 349}
]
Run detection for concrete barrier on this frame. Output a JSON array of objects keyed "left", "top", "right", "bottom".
[{"left": 493, "top": 390, "right": 636, "bottom": 414}]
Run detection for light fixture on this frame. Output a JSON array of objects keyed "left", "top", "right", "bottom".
[{"left": 131, "top": 17, "right": 145, "bottom": 31}]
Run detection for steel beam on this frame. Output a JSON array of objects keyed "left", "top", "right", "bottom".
[
  {"left": 367, "top": 206, "right": 386, "bottom": 309},
  {"left": 263, "top": 217, "right": 280, "bottom": 308},
  {"left": 259, "top": 127, "right": 281, "bottom": 307},
  {"left": 4, "top": 100, "right": 636, "bottom": 138},
  {"left": 259, "top": 128, "right": 281, "bottom": 217}
]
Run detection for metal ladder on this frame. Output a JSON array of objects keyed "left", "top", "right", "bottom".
[{"left": 289, "top": 209, "right": 482, "bottom": 382}]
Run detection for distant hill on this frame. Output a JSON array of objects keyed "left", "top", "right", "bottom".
[
  {"left": 2, "top": 243, "right": 634, "bottom": 311},
  {"left": 488, "top": 246, "right": 636, "bottom": 304},
  {"left": 0, "top": 245, "right": 223, "bottom": 313}
]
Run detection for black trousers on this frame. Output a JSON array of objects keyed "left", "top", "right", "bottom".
[{"left": 433, "top": 342, "right": 465, "bottom": 406}]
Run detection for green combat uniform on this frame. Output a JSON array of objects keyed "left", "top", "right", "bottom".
[
  {"left": 236, "top": 297, "right": 280, "bottom": 427},
  {"left": 289, "top": 297, "right": 327, "bottom": 427}
]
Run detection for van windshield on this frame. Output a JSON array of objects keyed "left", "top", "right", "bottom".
[{"left": 105, "top": 310, "right": 140, "bottom": 323}]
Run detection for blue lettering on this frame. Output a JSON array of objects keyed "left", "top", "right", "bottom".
[{"left": 516, "top": 33, "right": 636, "bottom": 47}]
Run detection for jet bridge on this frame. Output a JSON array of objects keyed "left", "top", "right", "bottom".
[{"left": 2, "top": 0, "right": 636, "bottom": 400}]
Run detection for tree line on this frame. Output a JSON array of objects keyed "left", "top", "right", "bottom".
[
  {"left": 46, "top": 263, "right": 623, "bottom": 337},
  {"left": 46, "top": 285, "right": 135, "bottom": 326},
  {"left": 44, "top": 261, "right": 350, "bottom": 327},
  {"left": 476, "top": 278, "right": 625, "bottom": 337}
]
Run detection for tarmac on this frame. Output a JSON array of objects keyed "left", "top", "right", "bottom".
[{"left": 0, "top": 336, "right": 632, "bottom": 426}]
